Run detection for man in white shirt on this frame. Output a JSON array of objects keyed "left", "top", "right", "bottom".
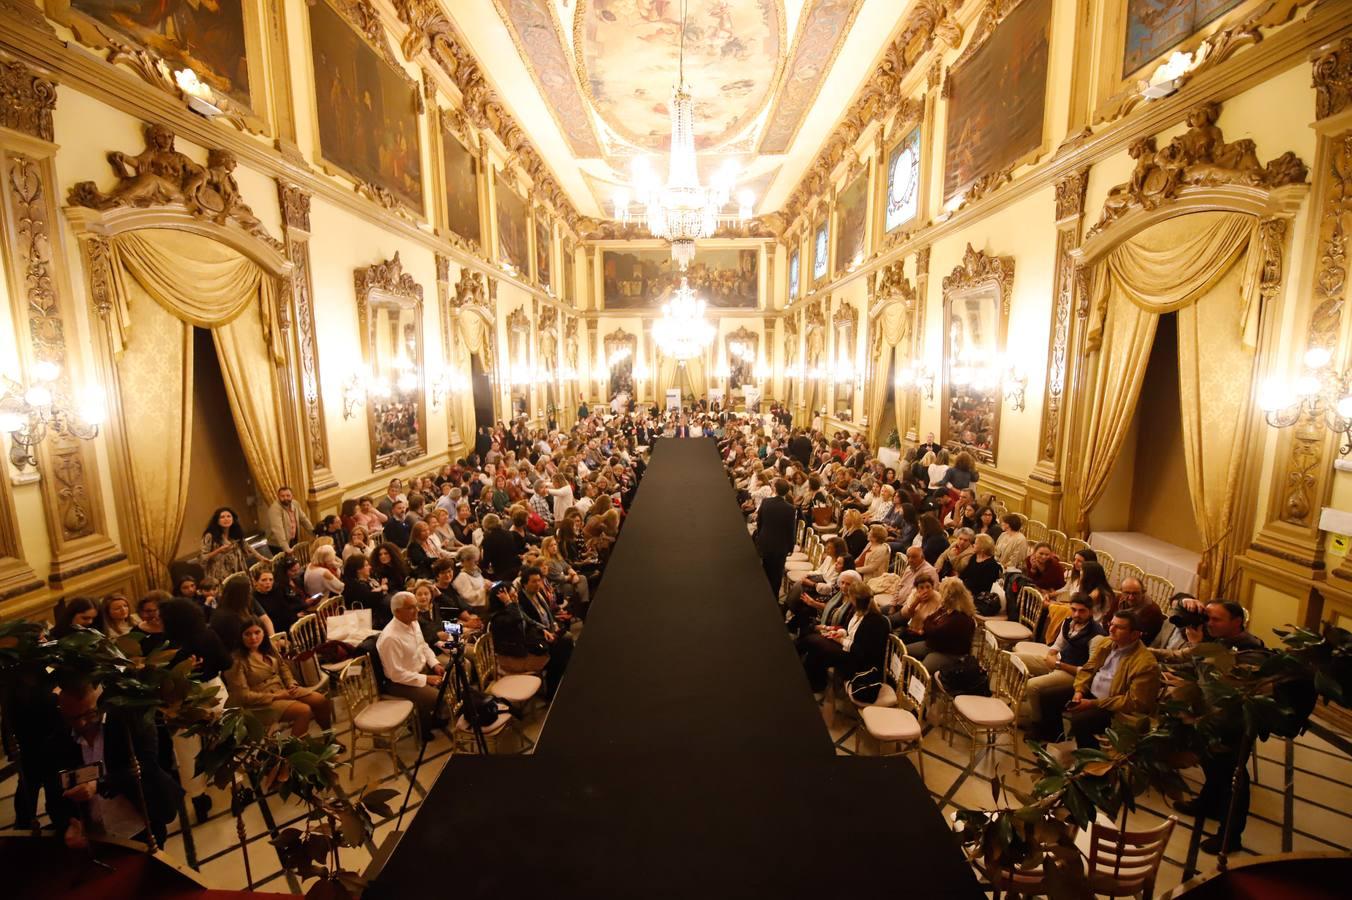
[{"left": 376, "top": 591, "right": 446, "bottom": 732}]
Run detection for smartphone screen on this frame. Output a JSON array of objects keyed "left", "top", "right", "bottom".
[{"left": 59, "top": 762, "right": 104, "bottom": 791}]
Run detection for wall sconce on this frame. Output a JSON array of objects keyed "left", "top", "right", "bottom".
[
  {"left": 429, "top": 368, "right": 464, "bottom": 411},
  {"left": 0, "top": 361, "right": 104, "bottom": 470},
  {"left": 895, "top": 361, "right": 935, "bottom": 402},
  {"left": 1003, "top": 364, "right": 1029, "bottom": 412},
  {"left": 341, "top": 372, "right": 366, "bottom": 419},
  {"left": 1260, "top": 346, "right": 1352, "bottom": 455},
  {"left": 753, "top": 358, "right": 771, "bottom": 382},
  {"left": 633, "top": 360, "right": 651, "bottom": 383}
]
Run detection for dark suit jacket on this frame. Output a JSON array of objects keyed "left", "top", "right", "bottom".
[
  {"left": 846, "top": 611, "right": 890, "bottom": 675},
  {"left": 41, "top": 712, "right": 181, "bottom": 835},
  {"left": 480, "top": 528, "right": 522, "bottom": 581},
  {"left": 789, "top": 435, "right": 813, "bottom": 468},
  {"left": 754, "top": 496, "right": 797, "bottom": 558}
]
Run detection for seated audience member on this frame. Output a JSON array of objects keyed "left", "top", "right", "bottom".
[
  {"left": 429, "top": 561, "right": 482, "bottom": 632},
  {"left": 1017, "top": 594, "right": 1107, "bottom": 740},
  {"left": 1110, "top": 577, "right": 1164, "bottom": 645},
  {"left": 130, "top": 592, "right": 168, "bottom": 653},
  {"left": 450, "top": 501, "right": 477, "bottom": 546},
  {"left": 924, "top": 450, "right": 949, "bottom": 489},
  {"left": 974, "top": 505, "right": 1002, "bottom": 541},
  {"left": 209, "top": 575, "right": 274, "bottom": 650},
  {"left": 480, "top": 513, "right": 523, "bottom": 582},
  {"left": 892, "top": 546, "right": 938, "bottom": 610},
  {"left": 313, "top": 515, "right": 348, "bottom": 555},
  {"left": 98, "top": 592, "right": 136, "bottom": 640},
  {"left": 224, "top": 616, "right": 331, "bottom": 736},
  {"left": 1169, "top": 600, "right": 1265, "bottom": 853},
  {"left": 917, "top": 512, "right": 949, "bottom": 565},
  {"left": 488, "top": 580, "right": 550, "bottom": 679},
  {"left": 854, "top": 525, "right": 893, "bottom": 580},
  {"left": 939, "top": 451, "right": 981, "bottom": 491},
  {"left": 782, "top": 536, "right": 851, "bottom": 630},
  {"left": 382, "top": 499, "right": 415, "bottom": 548},
  {"left": 904, "top": 578, "right": 978, "bottom": 673},
  {"left": 342, "top": 553, "right": 388, "bottom": 626},
  {"left": 369, "top": 542, "right": 408, "bottom": 596},
  {"left": 517, "top": 566, "right": 574, "bottom": 698},
  {"left": 303, "top": 544, "right": 345, "bottom": 597},
  {"left": 840, "top": 509, "right": 869, "bottom": 559},
  {"left": 1058, "top": 548, "right": 1097, "bottom": 600},
  {"left": 258, "top": 558, "right": 304, "bottom": 634},
  {"left": 1065, "top": 609, "right": 1161, "bottom": 749},
  {"left": 452, "top": 545, "right": 490, "bottom": 614},
  {"left": 351, "top": 496, "right": 387, "bottom": 532},
  {"left": 1023, "top": 542, "right": 1066, "bottom": 594},
  {"left": 799, "top": 583, "right": 889, "bottom": 702},
  {"left": 539, "top": 536, "right": 590, "bottom": 617},
  {"left": 994, "top": 514, "right": 1030, "bottom": 570},
  {"left": 960, "top": 533, "right": 1003, "bottom": 598},
  {"left": 889, "top": 573, "right": 939, "bottom": 638},
  {"left": 407, "top": 521, "right": 447, "bottom": 579},
  {"left": 49, "top": 596, "right": 99, "bottom": 639},
  {"left": 41, "top": 682, "right": 180, "bottom": 850},
  {"left": 376, "top": 591, "right": 447, "bottom": 733},
  {"left": 936, "top": 528, "right": 976, "bottom": 579},
  {"left": 342, "top": 524, "right": 372, "bottom": 561}
]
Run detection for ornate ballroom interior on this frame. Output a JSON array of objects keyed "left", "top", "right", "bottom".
[{"left": 2, "top": 0, "right": 1352, "bottom": 896}]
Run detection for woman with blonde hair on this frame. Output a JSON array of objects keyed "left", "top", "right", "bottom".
[
  {"left": 342, "top": 524, "right": 371, "bottom": 561},
  {"left": 907, "top": 577, "right": 978, "bottom": 673},
  {"left": 303, "top": 543, "right": 344, "bottom": 596},
  {"left": 854, "top": 524, "right": 892, "bottom": 579},
  {"left": 98, "top": 591, "right": 136, "bottom": 639},
  {"left": 539, "top": 535, "right": 590, "bottom": 616},
  {"left": 840, "top": 508, "right": 868, "bottom": 559}
]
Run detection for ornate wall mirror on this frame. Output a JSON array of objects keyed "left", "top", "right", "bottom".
[
  {"left": 507, "top": 306, "right": 532, "bottom": 419},
  {"left": 604, "top": 328, "right": 637, "bottom": 401},
  {"left": 833, "top": 303, "right": 858, "bottom": 420},
  {"left": 356, "top": 253, "right": 427, "bottom": 470},
  {"left": 725, "top": 326, "right": 759, "bottom": 393},
  {"left": 940, "top": 244, "right": 1013, "bottom": 465}
]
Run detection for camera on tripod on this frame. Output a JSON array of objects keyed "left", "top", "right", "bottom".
[{"left": 440, "top": 619, "right": 465, "bottom": 655}]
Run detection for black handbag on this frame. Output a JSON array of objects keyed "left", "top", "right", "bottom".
[
  {"left": 460, "top": 686, "right": 506, "bottom": 727},
  {"left": 846, "top": 667, "right": 883, "bottom": 704}
]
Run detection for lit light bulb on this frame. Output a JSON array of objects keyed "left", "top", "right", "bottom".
[
  {"left": 1294, "top": 374, "right": 1320, "bottom": 398},
  {"left": 31, "top": 359, "right": 60, "bottom": 382},
  {"left": 1304, "top": 347, "right": 1332, "bottom": 370},
  {"left": 78, "top": 386, "right": 106, "bottom": 426},
  {"left": 1257, "top": 377, "right": 1292, "bottom": 412},
  {"left": 0, "top": 410, "right": 24, "bottom": 433},
  {"left": 24, "top": 385, "right": 51, "bottom": 407},
  {"left": 1337, "top": 396, "right": 1352, "bottom": 421}
]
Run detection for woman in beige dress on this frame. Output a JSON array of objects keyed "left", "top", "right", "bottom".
[{"left": 224, "top": 616, "right": 332, "bottom": 735}]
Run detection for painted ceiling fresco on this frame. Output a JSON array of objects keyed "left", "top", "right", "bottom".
[{"left": 576, "top": 0, "right": 784, "bottom": 152}]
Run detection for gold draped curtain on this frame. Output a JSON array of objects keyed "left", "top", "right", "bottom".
[
  {"left": 107, "top": 229, "right": 286, "bottom": 583},
  {"left": 866, "top": 303, "right": 911, "bottom": 447},
  {"left": 455, "top": 309, "right": 493, "bottom": 432},
  {"left": 1078, "top": 211, "right": 1264, "bottom": 598},
  {"left": 656, "top": 352, "right": 707, "bottom": 404}
]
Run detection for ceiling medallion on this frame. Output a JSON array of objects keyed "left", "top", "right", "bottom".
[{"left": 610, "top": 0, "right": 751, "bottom": 270}]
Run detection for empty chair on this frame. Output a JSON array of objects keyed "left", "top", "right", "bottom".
[
  {"left": 1115, "top": 561, "right": 1146, "bottom": 591},
  {"left": 1095, "top": 549, "right": 1117, "bottom": 585},
  {"left": 1084, "top": 815, "right": 1177, "bottom": 897},
  {"left": 983, "top": 586, "right": 1042, "bottom": 647},
  {"left": 1046, "top": 528, "right": 1069, "bottom": 559},
  {"left": 1141, "top": 573, "right": 1175, "bottom": 612},
  {"left": 1066, "top": 537, "right": 1091, "bottom": 558},
  {"left": 338, "top": 656, "right": 417, "bottom": 771},
  {"left": 860, "top": 652, "right": 930, "bottom": 777}
]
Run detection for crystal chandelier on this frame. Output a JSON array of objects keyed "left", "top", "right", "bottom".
[
  {"left": 653, "top": 278, "right": 715, "bottom": 362},
  {"left": 612, "top": 0, "right": 751, "bottom": 270}
]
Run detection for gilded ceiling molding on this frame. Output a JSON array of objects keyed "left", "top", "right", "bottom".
[
  {"left": 1088, "top": 101, "right": 1308, "bottom": 238},
  {"left": 393, "top": 0, "right": 581, "bottom": 230},
  {"left": 759, "top": 0, "right": 866, "bottom": 154},
  {"left": 1314, "top": 37, "right": 1352, "bottom": 121},
  {"left": 1093, "top": 0, "right": 1318, "bottom": 126},
  {"left": 275, "top": 180, "right": 332, "bottom": 481},
  {"left": 67, "top": 123, "right": 284, "bottom": 252},
  {"left": 780, "top": 1, "right": 962, "bottom": 230},
  {"left": 0, "top": 56, "right": 55, "bottom": 142}
]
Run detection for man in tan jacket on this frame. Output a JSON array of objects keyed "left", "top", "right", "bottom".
[{"left": 1066, "top": 608, "right": 1161, "bottom": 749}]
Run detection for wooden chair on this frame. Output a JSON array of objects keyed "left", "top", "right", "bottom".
[
  {"left": 984, "top": 586, "right": 1042, "bottom": 647},
  {"left": 1024, "top": 519, "right": 1049, "bottom": 545},
  {"left": 860, "top": 652, "right": 930, "bottom": 778},
  {"left": 1066, "top": 537, "right": 1091, "bottom": 559},
  {"left": 337, "top": 657, "right": 417, "bottom": 772},
  {"left": 1084, "top": 815, "right": 1177, "bottom": 897},
  {"left": 1115, "top": 561, "right": 1147, "bottom": 591},
  {"left": 288, "top": 540, "right": 312, "bottom": 566},
  {"left": 1142, "top": 573, "right": 1176, "bottom": 613},
  {"left": 1095, "top": 549, "right": 1117, "bottom": 585},
  {"left": 287, "top": 614, "right": 331, "bottom": 694},
  {"left": 440, "top": 660, "right": 515, "bottom": 755},
  {"left": 949, "top": 649, "right": 1029, "bottom": 772}
]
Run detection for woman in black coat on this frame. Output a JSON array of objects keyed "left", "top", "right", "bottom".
[
  {"left": 799, "top": 585, "right": 889, "bottom": 697},
  {"left": 342, "top": 553, "right": 389, "bottom": 627}
]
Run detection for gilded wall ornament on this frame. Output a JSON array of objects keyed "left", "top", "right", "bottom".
[
  {"left": 452, "top": 267, "right": 488, "bottom": 309},
  {"left": 275, "top": 180, "right": 328, "bottom": 473},
  {"left": 1090, "top": 102, "right": 1308, "bottom": 237},
  {"left": 876, "top": 260, "right": 916, "bottom": 308},
  {"left": 279, "top": 180, "right": 313, "bottom": 232},
  {"left": 0, "top": 57, "right": 56, "bottom": 142},
  {"left": 68, "top": 124, "right": 283, "bottom": 251},
  {"left": 1053, "top": 167, "right": 1089, "bottom": 222},
  {"left": 941, "top": 243, "right": 1014, "bottom": 306},
  {"left": 1314, "top": 37, "right": 1352, "bottom": 122}
]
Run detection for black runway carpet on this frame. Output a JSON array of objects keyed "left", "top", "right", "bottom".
[{"left": 369, "top": 439, "right": 981, "bottom": 899}]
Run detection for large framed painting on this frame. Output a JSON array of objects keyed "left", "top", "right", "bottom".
[
  {"left": 309, "top": 0, "right": 422, "bottom": 212},
  {"left": 812, "top": 220, "right": 829, "bottom": 284},
  {"left": 61, "top": 0, "right": 257, "bottom": 106},
  {"left": 886, "top": 126, "right": 922, "bottom": 232},
  {"left": 496, "top": 175, "right": 529, "bottom": 273},
  {"left": 535, "top": 215, "right": 552, "bottom": 290},
  {"left": 835, "top": 172, "right": 869, "bottom": 273},
  {"left": 440, "top": 124, "right": 481, "bottom": 248},
  {"left": 788, "top": 247, "right": 800, "bottom": 301},
  {"left": 602, "top": 247, "right": 759, "bottom": 310},
  {"left": 942, "top": 0, "right": 1051, "bottom": 202},
  {"left": 1121, "top": 0, "right": 1244, "bottom": 76}
]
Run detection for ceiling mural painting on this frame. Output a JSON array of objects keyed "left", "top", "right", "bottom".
[
  {"left": 759, "top": 0, "right": 864, "bottom": 154},
  {"left": 575, "top": 0, "right": 786, "bottom": 153},
  {"left": 489, "top": 0, "right": 604, "bottom": 156}
]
